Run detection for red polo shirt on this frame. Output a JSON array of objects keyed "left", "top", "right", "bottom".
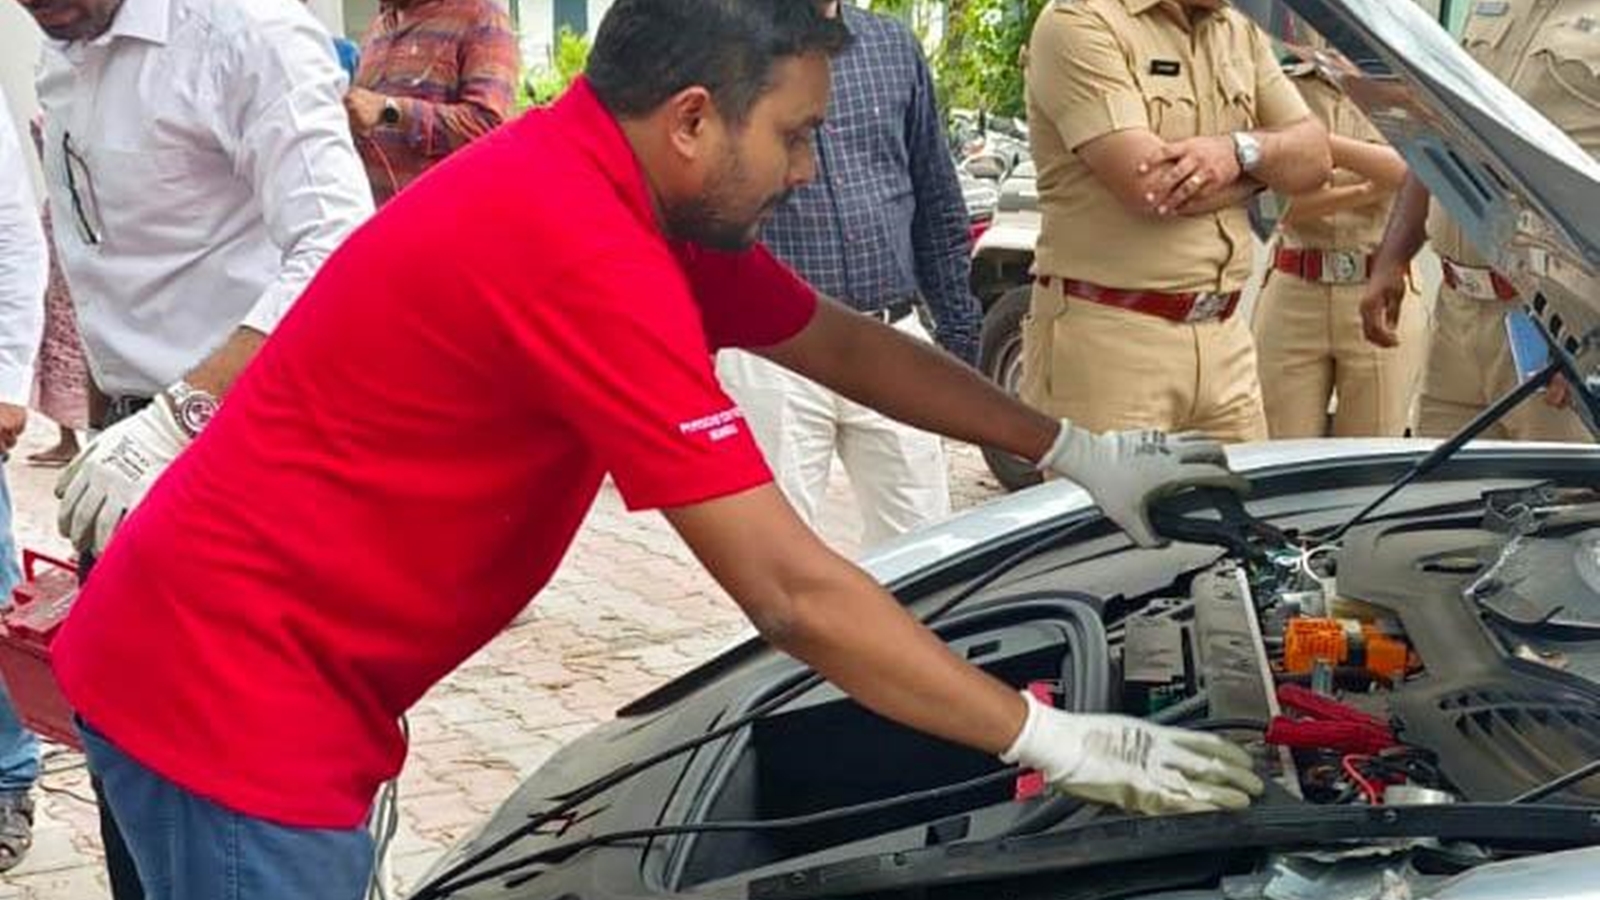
[{"left": 52, "top": 79, "right": 817, "bottom": 828}]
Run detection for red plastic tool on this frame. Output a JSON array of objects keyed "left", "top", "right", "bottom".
[{"left": 1265, "top": 683, "right": 1397, "bottom": 756}]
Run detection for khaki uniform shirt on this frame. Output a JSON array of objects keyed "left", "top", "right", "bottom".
[
  {"left": 1428, "top": 0, "right": 1600, "bottom": 265},
  {"left": 1026, "top": 0, "right": 1309, "bottom": 292},
  {"left": 1280, "top": 70, "right": 1394, "bottom": 251}
]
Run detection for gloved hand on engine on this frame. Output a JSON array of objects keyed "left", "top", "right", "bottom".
[
  {"left": 1037, "top": 420, "right": 1245, "bottom": 547},
  {"left": 56, "top": 395, "right": 192, "bottom": 556},
  {"left": 1002, "top": 690, "right": 1264, "bottom": 815}
]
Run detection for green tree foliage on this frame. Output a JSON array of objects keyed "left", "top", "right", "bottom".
[
  {"left": 935, "top": 0, "right": 1047, "bottom": 119},
  {"left": 523, "top": 27, "right": 592, "bottom": 108}
]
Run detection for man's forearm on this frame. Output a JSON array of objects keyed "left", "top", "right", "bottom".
[
  {"left": 761, "top": 298, "right": 1058, "bottom": 462},
  {"left": 1372, "top": 174, "right": 1431, "bottom": 269},
  {"left": 185, "top": 328, "right": 267, "bottom": 396},
  {"left": 665, "top": 489, "right": 1029, "bottom": 758},
  {"left": 1252, "top": 117, "right": 1333, "bottom": 195},
  {"left": 1280, "top": 182, "right": 1383, "bottom": 225},
  {"left": 1330, "top": 135, "right": 1407, "bottom": 192}
]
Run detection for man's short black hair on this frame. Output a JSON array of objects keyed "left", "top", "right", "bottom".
[{"left": 587, "top": 0, "right": 851, "bottom": 125}]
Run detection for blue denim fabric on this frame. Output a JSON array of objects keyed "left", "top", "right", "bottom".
[
  {"left": 80, "top": 722, "right": 374, "bottom": 900},
  {"left": 0, "top": 468, "right": 39, "bottom": 794}
]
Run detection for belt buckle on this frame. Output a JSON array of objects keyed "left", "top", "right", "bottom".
[
  {"left": 1452, "top": 265, "right": 1498, "bottom": 300},
  {"left": 1185, "top": 292, "right": 1229, "bottom": 323},
  {"left": 1324, "top": 250, "right": 1363, "bottom": 285}
]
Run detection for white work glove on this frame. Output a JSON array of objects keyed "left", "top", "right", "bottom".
[
  {"left": 1002, "top": 691, "right": 1264, "bottom": 815},
  {"left": 55, "top": 397, "right": 191, "bottom": 556},
  {"left": 1038, "top": 420, "right": 1245, "bottom": 547}
]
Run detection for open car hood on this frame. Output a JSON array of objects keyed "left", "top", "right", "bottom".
[{"left": 1238, "top": 0, "right": 1600, "bottom": 433}]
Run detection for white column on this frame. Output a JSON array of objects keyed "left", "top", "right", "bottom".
[
  {"left": 585, "top": 0, "right": 614, "bottom": 34},
  {"left": 305, "top": 0, "right": 347, "bottom": 35},
  {"left": 524, "top": 0, "right": 553, "bottom": 69}
]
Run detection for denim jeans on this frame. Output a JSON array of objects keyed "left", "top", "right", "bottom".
[
  {"left": 80, "top": 721, "right": 374, "bottom": 900},
  {"left": 0, "top": 468, "right": 39, "bottom": 794}
]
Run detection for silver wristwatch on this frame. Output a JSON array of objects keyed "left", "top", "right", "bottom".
[
  {"left": 1231, "top": 131, "right": 1263, "bottom": 174},
  {"left": 164, "top": 380, "right": 220, "bottom": 439}
]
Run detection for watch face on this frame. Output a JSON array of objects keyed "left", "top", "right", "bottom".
[
  {"left": 178, "top": 395, "right": 219, "bottom": 436},
  {"left": 1235, "top": 133, "right": 1262, "bottom": 171}
]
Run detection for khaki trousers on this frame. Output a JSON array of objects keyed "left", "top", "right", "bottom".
[
  {"left": 715, "top": 314, "right": 950, "bottom": 549},
  {"left": 1250, "top": 267, "right": 1426, "bottom": 439},
  {"left": 1416, "top": 285, "right": 1592, "bottom": 442},
  {"left": 1019, "top": 282, "right": 1268, "bottom": 443}
]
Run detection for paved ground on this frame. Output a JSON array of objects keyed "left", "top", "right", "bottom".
[{"left": 0, "top": 416, "right": 1004, "bottom": 898}]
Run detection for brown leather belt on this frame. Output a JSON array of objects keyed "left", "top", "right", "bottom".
[
  {"left": 1439, "top": 258, "right": 1519, "bottom": 301},
  {"left": 1036, "top": 275, "right": 1240, "bottom": 324},
  {"left": 1273, "top": 247, "right": 1373, "bottom": 285}
]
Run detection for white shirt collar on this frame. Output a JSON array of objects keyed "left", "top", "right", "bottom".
[{"left": 94, "top": 0, "right": 173, "bottom": 47}]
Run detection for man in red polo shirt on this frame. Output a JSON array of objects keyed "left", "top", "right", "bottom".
[{"left": 51, "top": 1, "right": 1261, "bottom": 896}]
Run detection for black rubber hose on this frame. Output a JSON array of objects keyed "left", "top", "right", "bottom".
[{"left": 992, "top": 593, "right": 1112, "bottom": 839}]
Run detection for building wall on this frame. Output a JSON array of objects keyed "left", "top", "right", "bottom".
[{"left": 520, "top": 0, "right": 615, "bottom": 72}]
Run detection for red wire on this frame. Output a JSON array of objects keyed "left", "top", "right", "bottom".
[
  {"left": 1342, "top": 754, "right": 1383, "bottom": 805},
  {"left": 356, "top": 133, "right": 401, "bottom": 199}
]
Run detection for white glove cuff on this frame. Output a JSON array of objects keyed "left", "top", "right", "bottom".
[
  {"left": 1000, "top": 689, "right": 1046, "bottom": 765},
  {"left": 1035, "top": 419, "right": 1076, "bottom": 473}
]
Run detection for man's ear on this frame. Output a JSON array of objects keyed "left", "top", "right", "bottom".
[{"left": 662, "top": 86, "right": 717, "bottom": 160}]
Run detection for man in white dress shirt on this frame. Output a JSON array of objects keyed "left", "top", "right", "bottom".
[
  {"left": 12, "top": 0, "right": 372, "bottom": 892},
  {"left": 16, "top": 0, "right": 373, "bottom": 556},
  {"left": 0, "top": 91, "right": 47, "bottom": 875}
]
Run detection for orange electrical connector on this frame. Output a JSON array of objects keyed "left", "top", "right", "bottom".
[{"left": 1283, "top": 618, "right": 1413, "bottom": 682}]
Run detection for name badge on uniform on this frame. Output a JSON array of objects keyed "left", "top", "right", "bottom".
[
  {"left": 1149, "top": 60, "right": 1182, "bottom": 77},
  {"left": 1475, "top": 1, "right": 1509, "bottom": 17}
]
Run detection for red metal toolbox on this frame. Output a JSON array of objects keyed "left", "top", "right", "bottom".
[{"left": 0, "top": 551, "right": 81, "bottom": 750}]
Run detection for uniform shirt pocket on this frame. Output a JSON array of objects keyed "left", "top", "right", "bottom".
[
  {"left": 1216, "top": 60, "right": 1258, "bottom": 133},
  {"left": 1462, "top": 8, "right": 1515, "bottom": 55},
  {"left": 1528, "top": 16, "right": 1600, "bottom": 113},
  {"left": 1135, "top": 66, "right": 1198, "bottom": 141}
]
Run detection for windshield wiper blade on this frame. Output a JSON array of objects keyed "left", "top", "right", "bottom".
[{"left": 747, "top": 804, "right": 1600, "bottom": 900}]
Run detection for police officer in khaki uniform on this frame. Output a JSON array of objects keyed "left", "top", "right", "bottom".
[
  {"left": 1021, "top": 0, "right": 1330, "bottom": 443},
  {"left": 1252, "top": 52, "right": 1426, "bottom": 438},
  {"left": 1363, "top": 0, "right": 1599, "bottom": 441}
]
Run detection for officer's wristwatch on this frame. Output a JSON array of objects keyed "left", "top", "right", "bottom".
[
  {"left": 1231, "top": 131, "right": 1263, "bottom": 174},
  {"left": 380, "top": 97, "right": 402, "bottom": 126},
  {"left": 163, "top": 380, "right": 220, "bottom": 440}
]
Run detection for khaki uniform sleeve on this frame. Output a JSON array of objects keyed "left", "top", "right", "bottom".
[
  {"left": 1027, "top": 4, "right": 1148, "bottom": 151},
  {"left": 1249, "top": 25, "right": 1312, "bottom": 127}
]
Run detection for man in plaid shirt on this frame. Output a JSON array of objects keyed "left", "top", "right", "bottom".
[
  {"left": 346, "top": 0, "right": 520, "bottom": 204},
  {"left": 718, "top": 0, "right": 981, "bottom": 547}
]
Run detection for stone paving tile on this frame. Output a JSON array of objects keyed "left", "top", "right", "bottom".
[{"left": 0, "top": 414, "right": 1002, "bottom": 898}]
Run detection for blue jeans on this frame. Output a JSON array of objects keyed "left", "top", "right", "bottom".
[
  {"left": 0, "top": 469, "right": 39, "bottom": 794},
  {"left": 80, "top": 722, "right": 374, "bottom": 899}
]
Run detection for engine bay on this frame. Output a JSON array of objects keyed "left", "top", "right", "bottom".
[
  {"left": 667, "top": 482, "right": 1600, "bottom": 893},
  {"left": 409, "top": 466, "right": 1600, "bottom": 900}
]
